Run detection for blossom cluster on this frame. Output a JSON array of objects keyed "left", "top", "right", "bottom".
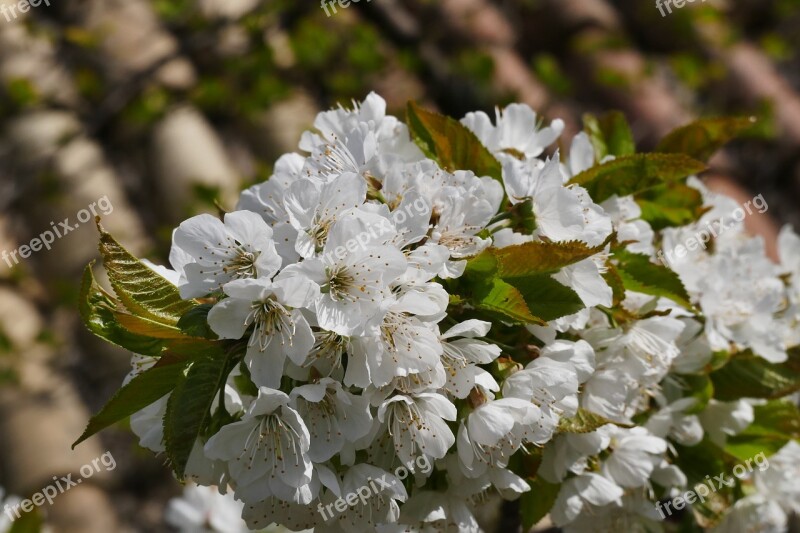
[{"left": 111, "top": 94, "right": 800, "bottom": 532}]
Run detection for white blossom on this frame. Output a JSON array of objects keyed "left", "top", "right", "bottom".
[
  {"left": 166, "top": 484, "right": 249, "bottom": 533},
  {"left": 377, "top": 393, "right": 456, "bottom": 467},
  {"left": 172, "top": 211, "right": 282, "bottom": 298},
  {"left": 290, "top": 378, "right": 372, "bottom": 463},
  {"left": 208, "top": 278, "right": 314, "bottom": 389},
  {"left": 204, "top": 388, "right": 314, "bottom": 505},
  {"left": 461, "top": 103, "right": 564, "bottom": 160}
]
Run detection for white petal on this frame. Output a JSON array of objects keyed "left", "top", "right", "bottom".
[
  {"left": 207, "top": 298, "right": 254, "bottom": 340},
  {"left": 441, "top": 319, "right": 492, "bottom": 339},
  {"left": 283, "top": 312, "right": 315, "bottom": 365}
]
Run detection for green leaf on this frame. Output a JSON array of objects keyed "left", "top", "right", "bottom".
[
  {"left": 614, "top": 249, "right": 693, "bottom": 309},
  {"left": 710, "top": 348, "right": 800, "bottom": 401},
  {"left": 464, "top": 268, "right": 584, "bottom": 325},
  {"left": 114, "top": 312, "right": 190, "bottom": 339},
  {"left": 725, "top": 400, "right": 800, "bottom": 461},
  {"left": 471, "top": 278, "right": 545, "bottom": 325},
  {"left": 73, "top": 352, "right": 191, "bottom": 448},
  {"left": 725, "top": 435, "right": 788, "bottom": 462},
  {"left": 8, "top": 506, "right": 43, "bottom": 533},
  {"left": 406, "top": 101, "right": 503, "bottom": 182},
  {"left": 234, "top": 361, "right": 259, "bottom": 397},
  {"left": 656, "top": 117, "right": 757, "bottom": 161},
  {"left": 558, "top": 408, "right": 631, "bottom": 433},
  {"left": 751, "top": 400, "right": 800, "bottom": 437},
  {"left": 708, "top": 350, "right": 733, "bottom": 372},
  {"left": 459, "top": 238, "right": 613, "bottom": 324},
  {"left": 97, "top": 220, "right": 195, "bottom": 327},
  {"left": 509, "top": 274, "right": 584, "bottom": 322},
  {"left": 521, "top": 477, "right": 561, "bottom": 529},
  {"left": 568, "top": 153, "right": 707, "bottom": 203},
  {"left": 583, "top": 111, "right": 635, "bottom": 160},
  {"left": 164, "top": 344, "right": 238, "bottom": 479},
  {"left": 177, "top": 303, "right": 218, "bottom": 339},
  {"left": 636, "top": 182, "right": 708, "bottom": 230},
  {"left": 487, "top": 237, "right": 612, "bottom": 278},
  {"left": 603, "top": 263, "right": 626, "bottom": 307},
  {"left": 79, "top": 264, "right": 165, "bottom": 356},
  {"left": 507, "top": 197, "right": 537, "bottom": 235}
]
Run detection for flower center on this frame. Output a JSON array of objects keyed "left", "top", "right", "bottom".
[
  {"left": 246, "top": 298, "right": 294, "bottom": 351},
  {"left": 325, "top": 267, "right": 358, "bottom": 302},
  {"left": 308, "top": 217, "right": 333, "bottom": 252},
  {"left": 441, "top": 343, "right": 469, "bottom": 376},
  {"left": 386, "top": 400, "right": 426, "bottom": 438},
  {"left": 304, "top": 331, "right": 348, "bottom": 372},
  {"left": 242, "top": 414, "right": 304, "bottom": 472},
  {"left": 223, "top": 243, "right": 260, "bottom": 279}
]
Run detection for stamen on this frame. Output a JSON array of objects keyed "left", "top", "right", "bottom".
[
  {"left": 223, "top": 243, "right": 261, "bottom": 279},
  {"left": 244, "top": 298, "right": 294, "bottom": 351}
]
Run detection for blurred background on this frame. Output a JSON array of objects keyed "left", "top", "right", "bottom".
[{"left": 0, "top": 0, "right": 799, "bottom": 531}]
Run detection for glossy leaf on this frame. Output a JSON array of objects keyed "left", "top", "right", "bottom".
[
  {"left": 725, "top": 400, "right": 800, "bottom": 461},
  {"left": 636, "top": 182, "right": 708, "bottom": 230},
  {"left": 177, "top": 303, "right": 218, "bottom": 340},
  {"left": 568, "top": 153, "right": 706, "bottom": 203},
  {"left": 710, "top": 347, "right": 800, "bottom": 401},
  {"left": 471, "top": 277, "right": 545, "bottom": 325},
  {"left": 73, "top": 352, "right": 191, "bottom": 448},
  {"left": 583, "top": 111, "right": 635, "bottom": 160},
  {"left": 489, "top": 237, "right": 612, "bottom": 278},
  {"left": 463, "top": 243, "right": 592, "bottom": 324},
  {"left": 164, "top": 345, "right": 238, "bottom": 479},
  {"left": 521, "top": 477, "right": 561, "bottom": 529},
  {"left": 406, "top": 101, "right": 503, "bottom": 182},
  {"left": 79, "top": 264, "right": 165, "bottom": 356},
  {"left": 656, "top": 117, "right": 757, "bottom": 161},
  {"left": 97, "top": 219, "right": 194, "bottom": 327},
  {"left": 614, "top": 249, "right": 693, "bottom": 310},
  {"left": 114, "top": 312, "right": 191, "bottom": 339},
  {"left": 509, "top": 274, "right": 585, "bottom": 322}
]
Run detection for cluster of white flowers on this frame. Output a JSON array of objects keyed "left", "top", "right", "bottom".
[
  {"left": 166, "top": 483, "right": 309, "bottom": 533},
  {"left": 122, "top": 94, "right": 799, "bottom": 532},
  {"left": 662, "top": 181, "right": 799, "bottom": 363},
  {"left": 166, "top": 483, "right": 251, "bottom": 533},
  {"left": 714, "top": 440, "right": 800, "bottom": 532}
]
